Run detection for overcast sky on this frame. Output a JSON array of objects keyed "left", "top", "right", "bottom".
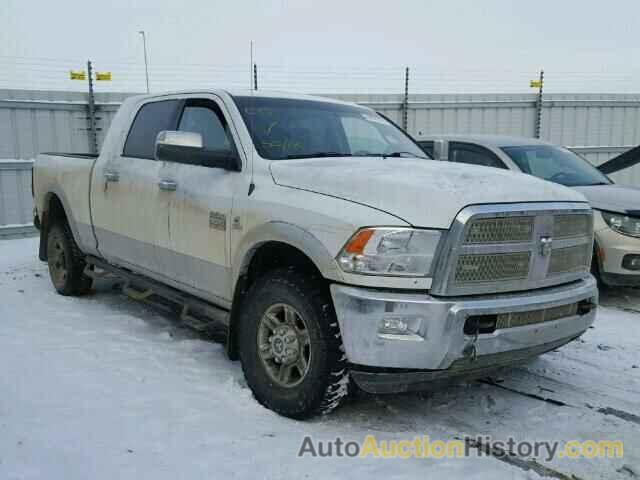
[{"left": 2, "top": 0, "right": 639, "bottom": 93}]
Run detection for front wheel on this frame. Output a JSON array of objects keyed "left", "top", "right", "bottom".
[{"left": 237, "top": 269, "right": 349, "bottom": 419}]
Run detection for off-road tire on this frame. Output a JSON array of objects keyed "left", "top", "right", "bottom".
[
  {"left": 237, "top": 268, "right": 349, "bottom": 419},
  {"left": 46, "top": 222, "right": 93, "bottom": 296}
]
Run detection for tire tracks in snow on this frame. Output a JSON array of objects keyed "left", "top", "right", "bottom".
[
  {"left": 479, "top": 368, "right": 640, "bottom": 427},
  {"left": 457, "top": 436, "right": 584, "bottom": 480}
]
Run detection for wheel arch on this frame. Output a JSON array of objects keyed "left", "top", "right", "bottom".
[
  {"left": 226, "top": 222, "right": 343, "bottom": 359},
  {"left": 38, "top": 189, "right": 80, "bottom": 261}
]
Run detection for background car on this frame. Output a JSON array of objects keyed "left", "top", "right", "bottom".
[{"left": 417, "top": 134, "right": 640, "bottom": 288}]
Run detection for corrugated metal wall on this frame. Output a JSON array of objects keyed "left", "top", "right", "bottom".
[
  {"left": 1, "top": 89, "right": 639, "bottom": 235},
  {"left": 0, "top": 90, "right": 132, "bottom": 236},
  {"left": 0, "top": 89, "right": 131, "bottom": 159},
  {"left": 0, "top": 160, "right": 35, "bottom": 237}
]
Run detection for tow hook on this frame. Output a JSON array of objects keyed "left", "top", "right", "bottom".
[{"left": 463, "top": 322, "right": 480, "bottom": 362}]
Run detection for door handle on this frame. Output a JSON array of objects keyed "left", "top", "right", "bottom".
[
  {"left": 158, "top": 179, "right": 178, "bottom": 191},
  {"left": 104, "top": 170, "right": 120, "bottom": 182}
]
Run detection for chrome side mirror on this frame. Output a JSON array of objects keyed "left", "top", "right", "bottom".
[
  {"left": 154, "top": 130, "right": 240, "bottom": 171},
  {"left": 155, "top": 130, "right": 203, "bottom": 157}
]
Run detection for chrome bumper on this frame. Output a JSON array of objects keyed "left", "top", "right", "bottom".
[{"left": 330, "top": 275, "right": 598, "bottom": 372}]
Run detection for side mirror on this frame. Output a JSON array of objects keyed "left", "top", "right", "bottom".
[{"left": 155, "top": 130, "right": 240, "bottom": 170}]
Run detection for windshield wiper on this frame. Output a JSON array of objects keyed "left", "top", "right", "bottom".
[
  {"left": 366, "top": 151, "right": 427, "bottom": 159},
  {"left": 284, "top": 152, "right": 352, "bottom": 159},
  {"left": 283, "top": 151, "right": 427, "bottom": 160}
]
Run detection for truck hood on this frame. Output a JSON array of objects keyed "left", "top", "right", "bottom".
[
  {"left": 270, "top": 157, "right": 587, "bottom": 228},
  {"left": 573, "top": 184, "right": 640, "bottom": 215}
]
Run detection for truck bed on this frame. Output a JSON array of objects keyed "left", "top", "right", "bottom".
[{"left": 33, "top": 152, "right": 100, "bottom": 257}]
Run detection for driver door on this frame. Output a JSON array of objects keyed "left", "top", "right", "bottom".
[{"left": 162, "top": 96, "right": 244, "bottom": 304}]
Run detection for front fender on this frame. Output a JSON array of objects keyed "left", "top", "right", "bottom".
[{"left": 232, "top": 221, "right": 344, "bottom": 288}]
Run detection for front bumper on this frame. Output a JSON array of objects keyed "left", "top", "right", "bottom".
[{"left": 330, "top": 276, "right": 598, "bottom": 391}]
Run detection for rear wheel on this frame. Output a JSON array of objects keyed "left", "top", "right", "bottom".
[
  {"left": 237, "top": 269, "right": 349, "bottom": 419},
  {"left": 47, "top": 222, "right": 92, "bottom": 296}
]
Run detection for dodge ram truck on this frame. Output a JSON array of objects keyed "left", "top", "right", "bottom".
[{"left": 33, "top": 90, "right": 598, "bottom": 418}]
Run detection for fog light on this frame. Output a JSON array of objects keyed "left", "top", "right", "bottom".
[
  {"left": 622, "top": 254, "right": 640, "bottom": 271},
  {"left": 377, "top": 316, "right": 424, "bottom": 341},
  {"left": 379, "top": 317, "right": 409, "bottom": 335}
]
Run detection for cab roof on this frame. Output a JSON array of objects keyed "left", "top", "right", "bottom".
[{"left": 127, "top": 89, "right": 364, "bottom": 109}]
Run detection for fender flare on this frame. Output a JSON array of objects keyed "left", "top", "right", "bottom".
[
  {"left": 232, "top": 221, "right": 343, "bottom": 288},
  {"left": 39, "top": 187, "right": 83, "bottom": 260}
]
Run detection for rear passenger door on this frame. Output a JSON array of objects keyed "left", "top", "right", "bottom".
[
  {"left": 92, "top": 98, "right": 182, "bottom": 277},
  {"left": 449, "top": 142, "right": 507, "bottom": 169}
]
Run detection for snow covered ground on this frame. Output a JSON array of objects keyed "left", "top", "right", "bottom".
[{"left": 1, "top": 236, "right": 638, "bottom": 480}]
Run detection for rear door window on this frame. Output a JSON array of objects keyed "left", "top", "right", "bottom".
[
  {"left": 449, "top": 142, "right": 507, "bottom": 169},
  {"left": 123, "top": 100, "right": 181, "bottom": 159}
]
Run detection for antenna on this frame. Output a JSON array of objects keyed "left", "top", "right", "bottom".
[
  {"left": 139, "top": 30, "right": 150, "bottom": 93},
  {"left": 250, "top": 41, "right": 254, "bottom": 91},
  {"left": 248, "top": 40, "right": 255, "bottom": 194}
]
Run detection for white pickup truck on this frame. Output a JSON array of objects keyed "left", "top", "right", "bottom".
[{"left": 33, "top": 90, "right": 598, "bottom": 418}]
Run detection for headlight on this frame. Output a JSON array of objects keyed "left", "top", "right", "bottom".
[
  {"left": 336, "top": 228, "right": 442, "bottom": 277},
  {"left": 602, "top": 211, "right": 640, "bottom": 238}
]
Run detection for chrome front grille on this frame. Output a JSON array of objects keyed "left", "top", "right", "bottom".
[
  {"left": 464, "top": 217, "right": 534, "bottom": 244},
  {"left": 455, "top": 252, "right": 531, "bottom": 283},
  {"left": 431, "top": 203, "right": 594, "bottom": 296},
  {"left": 553, "top": 214, "right": 591, "bottom": 239},
  {"left": 548, "top": 244, "right": 591, "bottom": 275}
]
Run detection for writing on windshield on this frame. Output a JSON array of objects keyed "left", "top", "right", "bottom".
[{"left": 232, "top": 96, "right": 427, "bottom": 160}]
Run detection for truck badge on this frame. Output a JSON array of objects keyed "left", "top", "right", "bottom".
[
  {"left": 539, "top": 236, "right": 553, "bottom": 257},
  {"left": 209, "top": 212, "right": 226, "bottom": 231}
]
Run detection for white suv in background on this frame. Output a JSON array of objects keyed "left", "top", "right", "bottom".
[{"left": 417, "top": 134, "right": 640, "bottom": 287}]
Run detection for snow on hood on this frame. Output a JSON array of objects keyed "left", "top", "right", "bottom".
[
  {"left": 573, "top": 184, "right": 640, "bottom": 215},
  {"left": 270, "top": 157, "right": 588, "bottom": 228}
]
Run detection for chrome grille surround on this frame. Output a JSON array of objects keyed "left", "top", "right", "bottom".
[{"left": 431, "top": 203, "right": 594, "bottom": 296}]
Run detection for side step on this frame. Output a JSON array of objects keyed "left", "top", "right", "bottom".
[{"left": 85, "top": 255, "right": 230, "bottom": 339}]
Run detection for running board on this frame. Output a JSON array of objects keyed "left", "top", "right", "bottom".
[{"left": 85, "top": 256, "right": 230, "bottom": 335}]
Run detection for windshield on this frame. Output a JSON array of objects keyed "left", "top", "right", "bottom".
[
  {"left": 232, "top": 96, "right": 428, "bottom": 160},
  {"left": 501, "top": 145, "right": 611, "bottom": 187}
]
